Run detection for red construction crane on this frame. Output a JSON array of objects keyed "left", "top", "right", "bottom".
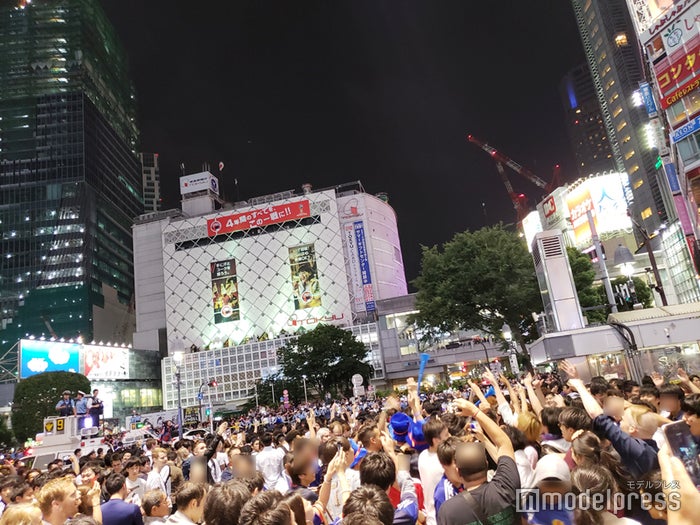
[{"left": 467, "top": 134, "right": 559, "bottom": 222}]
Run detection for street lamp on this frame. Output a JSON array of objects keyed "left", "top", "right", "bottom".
[
  {"left": 627, "top": 213, "right": 668, "bottom": 306},
  {"left": 302, "top": 375, "right": 308, "bottom": 404},
  {"left": 173, "top": 350, "right": 184, "bottom": 440},
  {"left": 501, "top": 322, "right": 520, "bottom": 375},
  {"left": 613, "top": 243, "right": 638, "bottom": 307}
]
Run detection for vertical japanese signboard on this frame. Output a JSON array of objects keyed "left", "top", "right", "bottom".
[
  {"left": 354, "top": 222, "right": 375, "bottom": 312},
  {"left": 211, "top": 259, "right": 240, "bottom": 324},
  {"left": 289, "top": 244, "right": 322, "bottom": 310}
]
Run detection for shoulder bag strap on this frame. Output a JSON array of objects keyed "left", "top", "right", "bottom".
[{"left": 461, "top": 490, "right": 488, "bottom": 525}]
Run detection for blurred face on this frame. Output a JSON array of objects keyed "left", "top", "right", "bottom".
[
  {"left": 604, "top": 396, "right": 625, "bottom": 421},
  {"left": 194, "top": 442, "right": 207, "bottom": 456},
  {"left": 660, "top": 395, "right": 681, "bottom": 415}
]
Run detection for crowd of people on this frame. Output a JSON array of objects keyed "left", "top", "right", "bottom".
[{"left": 1, "top": 362, "right": 700, "bottom": 525}]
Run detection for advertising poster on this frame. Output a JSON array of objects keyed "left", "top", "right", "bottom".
[
  {"left": 211, "top": 259, "right": 240, "bottom": 324},
  {"left": 19, "top": 339, "right": 80, "bottom": 379},
  {"left": 83, "top": 345, "right": 129, "bottom": 380},
  {"left": 289, "top": 244, "right": 322, "bottom": 310},
  {"left": 207, "top": 200, "right": 311, "bottom": 236},
  {"left": 354, "top": 222, "right": 376, "bottom": 312}
]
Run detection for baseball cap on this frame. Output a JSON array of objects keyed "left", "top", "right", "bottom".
[
  {"left": 62, "top": 390, "right": 71, "bottom": 395},
  {"left": 532, "top": 454, "right": 571, "bottom": 487},
  {"left": 388, "top": 412, "right": 412, "bottom": 443}
]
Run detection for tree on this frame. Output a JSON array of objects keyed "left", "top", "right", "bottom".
[
  {"left": 277, "top": 324, "right": 371, "bottom": 399},
  {"left": 412, "top": 225, "right": 542, "bottom": 351},
  {"left": 0, "top": 418, "right": 14, "bottom": 448},
  {"left": 12, "top": 372, "right": 91, "bottom": 443},
  {"left": 567, "top": 247, "right": 607, "bottom": 324}
]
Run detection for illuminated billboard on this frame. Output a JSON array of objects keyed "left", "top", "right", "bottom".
[
  {"left": 19, "top": 339, "right": 81, "bottom": 379},
  {"left": 83, "top": 345, "right": 129, "bottom": 380},
  {"left": 211, "top": 259, "right": 240, "bottom": 324},
  {"left": 565, "top": 173, "right": 633, "bottom": 246},
  {"left": 179, "top": 172, "right": 219, "bottom": 196},
  {"left": 289, "top": 244, "right": 322, "bottom": 310},
  {"left": 632, "top": 0, "right": 689, "bottom": 36}
]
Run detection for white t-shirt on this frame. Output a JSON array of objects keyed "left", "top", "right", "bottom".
[{"left": 418, "top": 449, "right": 444, "bottom": 525}]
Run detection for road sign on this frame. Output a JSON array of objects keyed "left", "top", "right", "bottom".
[
  {"left": 56, "top": 418, "right": 64, "bottom": 432},
  {"left": 351, "top": 374, "right": 364, "bottom": 386},
  {"left": 44, "top": 421, "right": 54, "bottom": 433},
  {"left": 353, "top": 386, "right": 365, "bottom": 397}
]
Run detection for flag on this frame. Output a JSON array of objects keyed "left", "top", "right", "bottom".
[{"left": 416, "top": 353, "right": 430, "bottom": 392}]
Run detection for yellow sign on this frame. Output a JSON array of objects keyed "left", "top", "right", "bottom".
[
  {"left": 44, "top": 421, "right": 54, "bottom": 433},
  {"left": 56, "top": 418, "right": 64, "bottom": 432}
]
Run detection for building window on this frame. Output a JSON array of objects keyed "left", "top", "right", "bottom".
[
  {"left": 633, "top": 179, "right": 644, "bottom": 189},
  {"left": 615, "top": 33, "right": 628, "bottom": 47},
  {"left": 641, "top": 207, "right": 653, "bottom": 220}
]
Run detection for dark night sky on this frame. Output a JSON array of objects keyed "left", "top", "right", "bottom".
[{"left": 100, "top": 1, "right": 586, "bottom": 287}]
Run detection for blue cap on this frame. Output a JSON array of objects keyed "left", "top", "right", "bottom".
[
  {"left": 350, "top": 447, "right": 367, "bottom": 468},
  {"left": 388, "top": 412, "right": 412, "bottom": 443},
  {"left": 408, "top": 419, "right": 428, "bottom": 451}
]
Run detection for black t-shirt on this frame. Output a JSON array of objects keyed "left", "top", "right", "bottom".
[{"left": 437, "top": 456, "right": 521, "bottom": 525}]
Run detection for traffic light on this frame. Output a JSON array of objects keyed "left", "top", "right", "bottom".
[
  {"left": 208, "top": 379, "right": 218, "bottom": 388},
  {"left": 205, "top": 407, "right": 211, "bottom": 417}
]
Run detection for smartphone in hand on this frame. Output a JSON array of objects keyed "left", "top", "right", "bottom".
[{"left": 662, "top": 421, "right": 700, "bottom": 486}]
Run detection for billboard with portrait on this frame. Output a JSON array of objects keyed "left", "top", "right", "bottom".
[
  {"left": 289, "top": 244, "right": 322, "bottom": 310},
  {"left": 19, "top": 339, "right": 81, "bottom": 379},
  {"left": 83, "top": 345, "right": 129, "bottom": 380},
  {"left": 211, "top": 259, "right": 240, "bottom": 324}
]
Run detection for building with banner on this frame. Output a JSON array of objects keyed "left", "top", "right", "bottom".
[
  {"left": 132, "top": 179, "right": 406, "bottom": 409},
  {"left": 623, "top": 0, "right": 700, "bottom": 302}
]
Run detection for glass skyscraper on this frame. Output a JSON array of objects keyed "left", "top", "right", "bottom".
[{"left": 0, "top": 0, "right": 143, "bottom": 381}]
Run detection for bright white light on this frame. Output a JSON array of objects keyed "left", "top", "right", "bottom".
[{"left": 631, "top": 90, "right": 644, "bottom": 107}]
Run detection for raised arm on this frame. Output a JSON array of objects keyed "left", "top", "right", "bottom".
[
  {"left": 523, "top": 373, "right": 544, "bottom": 418},
  {"left": 559, "top": 361, "right": 603, "bottom": 418},
  {"left": 482, "top": 369, "right": 508, "bottom": 408},
  {"left": 456, "top": 398, "right": 514, "bottom": 460}
]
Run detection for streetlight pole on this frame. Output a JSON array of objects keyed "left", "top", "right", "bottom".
[
  {"left": 302, "top": 375, "right": 308, "bottom": 404},
  {"left": 477, "top": 341, "right": 491, "bottom": 365},
  {"left": 501, "top": 322, "right": 520, "bottom": 376},
  {"left": 198, "top": 382, "right": 206, "bottom": 424},
  {"left": 173, "top": 350, "right": 184, "bottom": 440},
  {"left": 628, "top": 213, "right": 668, "bottom": 306}
]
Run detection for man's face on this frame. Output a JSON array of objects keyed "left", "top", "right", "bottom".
[
  {"left": 640, "top": 394, "right": 660, "bottom": 409},
  {"left": 0, "top": 486, "right": 12, "bottom": 503},
  {"left": 442, "top": 460, "right": 462, "bottom": 487},
  {"left": 111, "top": 460, "right": 122, "bottom": 472},
  {"left": 684, "top": 412, "right": 700, "bottom": 437},
  {"left": 628, "top": 386, "right": 640, "bottom": 399},
  {"left": 151, "top": 496, "right": 171, "bottom": 518},
  {"left": 154, "top": 453, "right": 168, "bottom": 468},
  {"left": 194, "top": 442, "right": 207, "bottom": 456},
  {"left": 58, "top": 488, "right": 81, "bottom": 518}
]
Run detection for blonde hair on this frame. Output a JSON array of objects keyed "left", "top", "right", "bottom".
[
  {"left": 35, "top": 478, "right": 76, "bottom": 515},
  {"left": 517, "top": 412, "right": 542, "bottom": 443},
  {"left": 1, "top": 502, "right": 42, "bottom": 525},
  {"left": 624, "top": 404, "right": 670, "bottom": 436}
]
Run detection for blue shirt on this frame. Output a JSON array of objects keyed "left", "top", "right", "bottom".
[{"left": 433, "top": 474, "right": 458, "bottom": 517}]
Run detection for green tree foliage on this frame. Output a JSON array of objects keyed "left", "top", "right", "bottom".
[
  {"left": 277, "top": 324, "right": 371, "bottom": 399},
  {"left": 0, "top": 417, "right": 15, "bottom": 447},
  {"left": 412, "top": 225, "right": 542, "bottom": 350},
  {"left": 567, "top": 247, "right": 607, "bottom": 324},
  {"left": 12, "top": 372, "right": 91, "bottom": 443}
]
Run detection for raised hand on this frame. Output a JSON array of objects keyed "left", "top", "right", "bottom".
[
  {"left": 651, "top": 371, "right": 665, "bottom": 388},
  {"left": 558, "top": 360, "right": 579, "bottom": 380}
]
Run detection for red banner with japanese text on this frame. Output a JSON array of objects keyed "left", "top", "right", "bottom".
[
  {"left": 207, "top": 200, "right": 311, "bottom": 236},
  {"left": 655, "top": 41, "right": 700, "bottom": 108}
]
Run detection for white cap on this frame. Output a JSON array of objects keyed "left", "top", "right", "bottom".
[{"left": 532, "top": 454, "right": 571, "bottom": 487}]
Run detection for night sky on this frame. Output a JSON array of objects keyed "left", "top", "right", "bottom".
[{"left": 101, "top": 1, "right": 586, "bottom": 287}]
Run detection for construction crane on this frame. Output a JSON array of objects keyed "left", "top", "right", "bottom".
[{"left": 467, "top": 134, "right": 560, "bottom": 222}]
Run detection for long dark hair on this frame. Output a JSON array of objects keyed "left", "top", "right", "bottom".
[{"left": 571, "top": 432, "right": 632, "bottom": 494}]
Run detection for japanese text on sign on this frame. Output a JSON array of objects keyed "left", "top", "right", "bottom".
[
  {"left": 655, "top": 42, "right": 700, "bottom": 97},
  {"left": 207, "top": 200, "right": 311, "bottom": 236}
]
